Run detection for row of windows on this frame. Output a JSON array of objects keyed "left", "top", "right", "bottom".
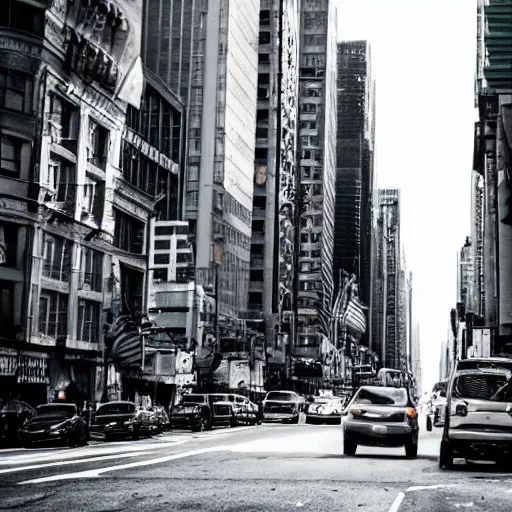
[
  {"left": 0, "top": 67, "right": 33, "bottom": 114},
  {"left": 38, "top": 290, "right": 101, "bottom": 344}
]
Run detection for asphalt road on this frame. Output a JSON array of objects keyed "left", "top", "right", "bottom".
[{"left": 0, "top": 416, "right": 511, "bottom": 511}]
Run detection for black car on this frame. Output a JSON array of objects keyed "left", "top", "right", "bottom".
[
  {"left": 0, "top": 400, "right": 35, "bottom": 446},
  {"left": 91, "top": 401, "right": 146, "bottom": 440},
  {"left": 342, "top": 386, "right": 419, "bottom": 458},
  {"left": 170, "top": 394, "right": 214, "bottom": 432},
  {"left": 19, "top": 403, "right": 89, "bottom": 447}
]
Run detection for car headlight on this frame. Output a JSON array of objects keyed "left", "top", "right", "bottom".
[
  {"left": 124, "top": 420, "right": 134, "bottom": 426},
  {"left": 50, "top": 420, "right": 70, "bottom": 431},
  {"left": 450, "top": 400, "right": 468, "bottom": 417}
]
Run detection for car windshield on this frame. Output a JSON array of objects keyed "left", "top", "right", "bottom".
[
  {"left": 97, "top": 403, "right": 135, "bottom": 415},
  {"left": 36, "top": 405, "right": 76, "bottom": 417},
  {"left": 266, "top": 392, "right": 295, "bottom": 401},
  {"left": 182, "top": 395, "right": 206, "bottom": 404},
  {"left": 452, "top": 373, "right": 512, "bottom": 402},
  {"left": 354, "top": 388, "right": 408, "bottom": 406},
  {"left": 210, "top": 395, "right": 233, "bottom": 403}
]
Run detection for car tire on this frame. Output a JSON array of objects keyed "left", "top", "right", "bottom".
[
  {"left": 405, "top": 438, "right": 418, "bottom": 459},
  {"left": 439, "top": 440, "right": 454, "bottom": 469},
  {"left": 289, "top": 415, "right": 300, "bottom": 425},
  {"left": 132, "top": 427, "right": 140, "bottom": 441},
  {"left": 343, "top": 436, "right": 357, "bottom": 456},
  {"left": 426, "top": 416, "right": 432, "bottom": 431}
]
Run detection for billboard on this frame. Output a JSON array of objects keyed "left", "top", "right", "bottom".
[
  {"left": 229, "top": 360, "right": 250, "bottom": 390},
  {"left": 472, "top": 328, "right": 491, "bottom": 358}
]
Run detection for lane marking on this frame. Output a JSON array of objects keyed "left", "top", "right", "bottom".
[
  {"left": 0, "top": 440, "right": 189, "bottom": 465},
  {"left": 387, "top": 492, "right": 405, "bottom": 512},
  {"left": 406, "top": 484, "right": 453, "bottom": 492},
  {"left": 0, "top": 451, "right": 154, "bottom": 474},
  {"left": 18, "top": 446, "right": 226, "bottom": 484}
]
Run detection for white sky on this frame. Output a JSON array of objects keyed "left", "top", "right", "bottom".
[{"left": 336, "top": 0, "right": 478, "bottom": 391}]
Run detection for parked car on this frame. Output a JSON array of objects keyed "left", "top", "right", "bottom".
[
  {"left": 426, "top": 381, "right": 447, "bottom": 431},
  {"left": 0, "top": 400, "right": 35, "bottom": 446},
  {"left": 440, "top": 357, "right": 512, "bottom": 469},
  {"left": 170, "top": 394, "right": 213, "bottom": 432},
  {"left": 262, "top": 391, "right": 305, "bottom": 424},
  {"left": 210, "top": 394, "right": 260, "bottom": 425},
  {"left": 305, "top": 396, "right": 345, "bottom": 424},
  {"left": 342, "top": 385, "right": 419, "bottom": 458},
  {"left": 19, "top": 403, "right": 89, "bottom": 447},
  {"left": 149, "top": 406, "right": 170, "bottom": 432},
  {"left": 91, "top": 401, "right": 150, "bottom": 440}
]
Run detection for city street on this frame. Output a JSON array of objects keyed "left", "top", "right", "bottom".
[{"left": 0, "top": 417, "right": 511, "bottom": 511}]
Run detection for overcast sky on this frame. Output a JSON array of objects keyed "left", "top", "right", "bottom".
[{"left": 336, "top": 0, "right": 478, "bottom": 390}]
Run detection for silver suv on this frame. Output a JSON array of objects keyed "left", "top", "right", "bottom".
[{"left": 440, "top": 357, "right": 512, "bottom": 469}]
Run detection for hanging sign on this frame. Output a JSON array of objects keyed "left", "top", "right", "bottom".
[{"left": 0, "top": 349, "right": 18, "bottom": 376}]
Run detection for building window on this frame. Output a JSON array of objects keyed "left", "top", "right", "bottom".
[
  {"left": 47, "top": 157, "right": 75, "bottom": 202},
  {"left": 0, "top": 0, "right": 45, "bottom": 37},
  {"left": 42, "top": 235, "right": 71, "bottom": 282},
  {"left": 186, "top": 191, "right": 198, "bottom": 209},
  {"left": 259, "top": 32, "right": 271, "bottom": 45},
  {"left": 77, "top": 299, "right": 100, "bottom": 343},
  {"left": 113, "top": 208, "right": 144, "bottom": 254},
  {"left": 80, "top": 247, "right": 103, "bottom": 292},
  {"left": 260, "top": 10, "right": 270, "bottom": 25},
  {"left": 0, "top": 280, "right": 14, "bottom": 330},
  {"left": 0, "top": 223, "right": 19, "bottom": 268},
  {"left": 88, "top": 119, "right": 109, "bottom": 170},
  {"left": 0, "top": 134, "right": 22, "bottom": 178},
  {"left": 49, "top": 94, "right": 80, "bottom": 154},
  {"left": 258, "top": 53, "right": 270, "bottom": 65},
  {"left": 39, "top": 290, "right": 68, "bottom": 339},
  {"left": 0, "top": 67, "right": 33, "bottom": 113}
]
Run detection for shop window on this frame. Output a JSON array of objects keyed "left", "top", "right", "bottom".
[
  {"left": 79, "top": 247, "right": 103, "bottom": 292},
  {"left": 88, "top": 119, "right": 109, "bottom": 170},
  {"left": 39, "top": 290, "right": 68, "bottom": 339},
  {"left": 77, "top": 299, "right": 101, "bottom": 344},
  {"left": 113, "top": 208, "right": 144, "bottom": 254},
  {"left": 0, "top": 0, "right": 45, "bottom": 37},
  {"left": 0, "top": 67, "right": 33, "bottom": 113},
  {"left": 42, "top": 234, "right": 71, "bottom": 282},
  {"left": 0, "top": 134, "right": 22, "bottom": 178}
]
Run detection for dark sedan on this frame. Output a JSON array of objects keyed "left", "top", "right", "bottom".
[
  {"left": 19, "top": 403, "right": 89, "bottom": 447},
  {"left": 0, "top": 400, "right": 35, "bottom": 446},
  {"left": 90, "top": 401, "right": 143, "bottom": 440},
  {"left": 342, "top": 386, "right": 419, "bottom": 458}
]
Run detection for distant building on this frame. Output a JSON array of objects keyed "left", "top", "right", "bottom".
[
  {"left": 295, "top": 0, "right": 337, "bottom": 377},
  {"left": 334, "top": 40, "right": 376, "bottom": 348}
]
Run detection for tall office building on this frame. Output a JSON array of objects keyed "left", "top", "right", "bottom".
[
  {"left": 295, "top": 0, "right": 337, "bottom": 364},
  {"left": 473, "top": 0, "right": 512, "bottom": 351},
  {"left": 247, "top": 0, "right": 300, "bottom": 387},
  {"left": 183, "top": 0, "right": 260, "bottom": 323},
  {"left": 334, "top": 40, "right": 376, "bottom": 347},
  {"left": 373, "top": 189, "right": 401, "bottom": 368}
]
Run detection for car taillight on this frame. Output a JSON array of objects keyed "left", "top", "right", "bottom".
[
  {"left": 350, "top": 408, "right": 362, "bottom": 417},
  {"left": 450, "top": 401, "right": 467, "bottom": 417},
  {"left": 406, "top": 407, "right": 417, "bottom": 418}
]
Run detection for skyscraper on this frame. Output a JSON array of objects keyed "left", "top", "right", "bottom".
[
  {"left": 334, "top": 40, "right": 376, "bottom": 346},
  {"left": 295, "top": 0, "right": 337, "bottom": 369},
  {"left": 183, "top": 0, "right": 260, "bottom": 321},
  {"left": 373, "top": 189, "right": 401, "bottom": 368},
  {"left": 247, "top": 0, "right": 301, "bottom": 388}
]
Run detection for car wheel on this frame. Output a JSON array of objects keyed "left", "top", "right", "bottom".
[
  {"left": 343, "top": 436, "right": 357, "bottom": 456},
  {"left": 439, "top": 440, "right": 454, "bottom": 469},
  {"left": 426, "top": 416, "right": 432, "bottom": 431},
  {"left": 405, "top": 438, "right": 418, "bottom": 459},
  {"left": 132, "top": 427, "right": 140, "bottom": 441},
  {"left": 230, "top": 415, "right": 237, "bottom": 428}
]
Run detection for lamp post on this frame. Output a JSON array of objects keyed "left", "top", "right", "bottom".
[{"left": 213, "top": 235, "right": 224, "bottom": 353}]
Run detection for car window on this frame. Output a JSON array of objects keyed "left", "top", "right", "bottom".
[
  {"left": 97, "top": 403, "right": 136, "bottom": 415},
  {"left": 453, "top": 373, "right": 512, "bottom": 402},
  {"left": 182, "top": 395, "right": 206, "bottom": 404},
  {"left": 353, "top": 388, "right": 408, "bottom": 406},
  {"left": 36, "top": 405, "right": 76, "bottom": 417},
  {"left": 266, "top": 392, "right": 295, "bottom": 401}
]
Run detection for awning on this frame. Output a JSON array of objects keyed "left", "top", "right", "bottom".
[{"left": 109, "top": 315, "right": 142, "bottom": 368}]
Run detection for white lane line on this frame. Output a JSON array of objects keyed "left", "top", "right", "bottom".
[
  {"left": 388, "top": 483, "right": 456, "bottom": 511},
  {"left": 18, "top": 446, "right": 226, "bottom": 485},
  {"left": 387, "top": 492, "right": 405, "bottom": 512},
  {"left": 0, "top": 451, "right": 154, "bottom": 474},
  {"left": 0, "top": 440, "right": 190, "bottom": 465}
]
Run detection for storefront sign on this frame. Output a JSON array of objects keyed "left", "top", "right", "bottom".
[
  {"left": 0, "top": 349, "right": 18, "bottom": 377},
  {"left": 17, "top": 354, "right": 49, "bottom": 384},
  {"left": 0, "top": 198, "right": 28, "bottom": 213},
  {"left": 124, "top": 128, "right": 177, "bottom": 174}
]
